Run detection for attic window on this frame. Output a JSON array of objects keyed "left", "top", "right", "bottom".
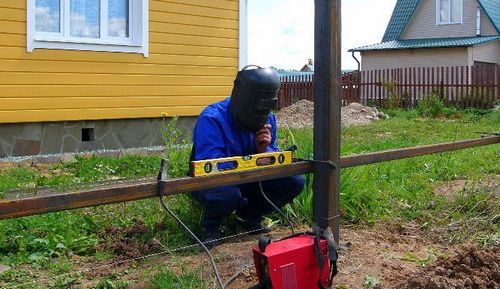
[
  {"left": 437, "top": 0, "right": 462, "bottom": 25},
  {"left": 26, "top": 0, "right": 149, "bottom": 56}
]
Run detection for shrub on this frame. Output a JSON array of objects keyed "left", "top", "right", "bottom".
[
  {"left": 417, "top": 94, "right": 446, "bottom": 117},
  {"left": 456, "top": 88, "right": 496, "bottom": 109},
  {"left": 382, "top": 80, "right": 401, "bottom": 109}
]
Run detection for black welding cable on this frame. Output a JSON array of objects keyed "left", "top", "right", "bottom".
[
  {"left": 159, "top": 195, "right": 225, "bottom": 289},
  {"left": 258, "top": 181, "right": 295, "bottom": 235}
]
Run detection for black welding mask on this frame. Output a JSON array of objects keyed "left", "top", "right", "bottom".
[{"left": 229, "top": 65, "right": 280, "bottom": 132}]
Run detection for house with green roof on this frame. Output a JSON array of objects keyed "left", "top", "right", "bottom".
[{"left": 349, "top": 0, "right": 499, "bottom": 70}]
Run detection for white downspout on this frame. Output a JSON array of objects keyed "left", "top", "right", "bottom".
[{"left": 239, "top": 0, "right": 248, "bottom": 69}]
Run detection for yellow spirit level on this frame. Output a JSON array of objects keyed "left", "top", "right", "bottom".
[{"left": 191, "top": 151, "right": 293, "bottom": 177}]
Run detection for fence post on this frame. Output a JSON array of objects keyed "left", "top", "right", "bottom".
[{"left": 313, "top": 0, "right": 341, "bottom": 241}]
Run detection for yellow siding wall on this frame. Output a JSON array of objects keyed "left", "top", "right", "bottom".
[{"left": 0, "top": 0, "right": 239, "bottom": 123}]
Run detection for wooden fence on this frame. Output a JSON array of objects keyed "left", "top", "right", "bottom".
[
  {"left": 278, "top": 74, "right": 314, "bottom": 109},
  {"left": 278, "top": 64, "right": 499, "bottom": 109}
]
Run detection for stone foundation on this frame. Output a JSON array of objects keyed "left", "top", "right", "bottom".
[{"left": 0, "top": 117, "right": 197, "bottom": 158}]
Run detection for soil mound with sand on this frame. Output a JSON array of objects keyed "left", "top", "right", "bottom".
[{"left": 276, "top": 99, "right": 387, "bottom": 128}]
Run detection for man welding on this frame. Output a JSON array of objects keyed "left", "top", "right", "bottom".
[{"left": 191, "top": 65, "right": 305, "bottom": 246}]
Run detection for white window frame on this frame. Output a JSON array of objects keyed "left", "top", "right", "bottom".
[
  {"left": 27, "top": 0, "right": 148, "bottom": 56},
  {"left": 436, "top": 0, "right": 463, "bottom": 25},
  {"left": 239, "top": 0, "right": 248, "bottom": 69}
]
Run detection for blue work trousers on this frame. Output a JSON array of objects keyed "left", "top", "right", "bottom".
[{"left": 192, "top": 175, "right": 305, "bottom": 231}]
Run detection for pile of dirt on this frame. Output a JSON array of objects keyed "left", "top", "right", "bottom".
[
  {"left": 275, "top": 99, "right": 387, "bottom": 129},
  {"left": 396, "top": 246, "right": 500, "bottom": 289},
  {"left": 98, "top": 221, "right": 163, "bottom": 261}
]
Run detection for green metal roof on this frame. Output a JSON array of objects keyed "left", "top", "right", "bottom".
[
  {"left": 478, "top": 0, "right": 500, "bottom": 33},
  {"left": 349, "top": 36, "right": 500, "bottom": 52},
  {"left": 382, "top": 0, "right": 421, "bottom": 42},
  {"left": 382, "top": 0, "right": 500, "bottom": 42}
]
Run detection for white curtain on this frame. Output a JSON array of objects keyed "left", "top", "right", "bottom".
[
  {"left": 70, "top": 0, "right": 100, "bottom": 38},
  {"left": 35, "top": 0, "right": 60, "bottom": 32},
  {"left": 108, "top": 0, "right": 129, "bottom": 37}
]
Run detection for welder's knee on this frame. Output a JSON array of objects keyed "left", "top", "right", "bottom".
[
  {"left": 288, "top": 175, "right": 306, "bottom": 197},
  {"left": 203, "top": 190, "right": 247, "bottom": 214}
]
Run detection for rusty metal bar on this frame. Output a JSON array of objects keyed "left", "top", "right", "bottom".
[
  {"left": 0, "top": 135, "right": 498, "bottom": 220},
  {"left": 0, "top": 162, "right": 313, "bottom": 220},
  {"left": 340, "top": 135, "right": 499, "bottom": 168}
]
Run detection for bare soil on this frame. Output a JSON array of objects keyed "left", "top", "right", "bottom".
[
  {"left": 396, "top": 246, "right": 499, "bottom": 289},
  {"left": 2, "top": 217, "right": 497, "bottom": 288},
  {"left": 74, "top": 221, "right": 498, "bottom": 289}
]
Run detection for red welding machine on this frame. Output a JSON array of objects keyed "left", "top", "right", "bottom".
[{"left": 251, "top": 229, "right": 338, "bottom": 289}]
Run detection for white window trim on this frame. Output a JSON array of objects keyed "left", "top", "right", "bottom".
[
  {"left": 436, "top": 0, "right": 463, "bottom": 26},
  {"left": 239, "top": 0, "right": 248, "bottom": 69},
  {"left": 27, "top": 0, "right": 149, "bottom": 56}
]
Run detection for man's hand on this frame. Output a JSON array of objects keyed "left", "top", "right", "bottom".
[{"left": 255, "top": 124, "right": 272, "bottom": 153}]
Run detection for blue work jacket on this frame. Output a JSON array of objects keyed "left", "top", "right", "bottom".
[{"left": 192, "top": 97, "right": 280, "bottom": 202}]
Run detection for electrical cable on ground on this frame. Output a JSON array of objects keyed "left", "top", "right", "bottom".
[
  {"left": 157, "top": 157, "right": 225, "bottom": 289},
  {"left": 258, "top": 181, "right": 295, "bottom": 236},
  {"left": 159, "top": 195, "right": 225, "bottom": 289}
]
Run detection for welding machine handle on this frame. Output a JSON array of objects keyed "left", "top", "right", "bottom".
[{"left": 258, "top": 236, "right": 272, "bottom": 253}]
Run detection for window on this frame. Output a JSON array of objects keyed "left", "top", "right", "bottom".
[
  {"left": 436, "top": 0, "right": 462, "bottom": 25},
  {"left": 27, "top": 0, "right": 148, "bottom": 56}
]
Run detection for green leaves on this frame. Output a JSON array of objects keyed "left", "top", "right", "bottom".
[{"left": 161, "top": 116, "right": 192, "bottom": 178}]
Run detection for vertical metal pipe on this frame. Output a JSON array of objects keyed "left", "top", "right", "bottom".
[{"left": 313, "top": 0, "right": 341, "bottom": 242}]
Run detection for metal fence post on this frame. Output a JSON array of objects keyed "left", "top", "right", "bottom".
[{"left": 313, "top": 0, "right": 341, "bottom": 242}]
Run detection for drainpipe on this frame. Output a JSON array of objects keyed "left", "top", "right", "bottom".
[
  {"left": 351, "top": 51, "right": 361, "bottom": 102},
  {"left": 351, "top": 51, "right": 360, "bottom": 71}
]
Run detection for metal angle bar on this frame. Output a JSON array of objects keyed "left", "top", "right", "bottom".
[
  {"left": 340, "top": 135, "right": 500, "bottom": 168},
  {"left": 0, "top": 162, "right": 313, "bottom": 220},
  {"left": 0, "top": 135, "right": 498, "bottom": 220}
]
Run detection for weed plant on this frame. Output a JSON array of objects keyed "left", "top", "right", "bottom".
[
  {"left": 381, "top": 80, "right": 402, "bottom": 109},
  {"left": 417, "top": 94, "right": 447, "bottom": 117},
  {"left": 426, "top": 183, "right": 499, "bottom": 246},
  {"left": 161, "top": 115, "right": 192, "bottom": 178},
  {"left": 152, "top": 265, "right": 207, "bottom": 289}
]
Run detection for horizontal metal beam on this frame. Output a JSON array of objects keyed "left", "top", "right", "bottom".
[
  {"left": 0, "top": 135, "right": 498, "bottom": 220},
  {"left": 340, "top": 135, "right": 500, "bottom": 168},
  {"left": 0, "top": 162, "right": 313, "bottom": 220}
]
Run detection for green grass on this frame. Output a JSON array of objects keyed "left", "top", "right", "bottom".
[
  {"left": 151, "top": 266, "right": 207, "bottom": 289},
  {"left": 0, "top": 108, "right": 498, "bottom": 287},
  {"left": 0, "top": 155, "right": 162, "bottom": 198},
  {"left": 280, "top": 109, "right": 498, "bottom": 224}
]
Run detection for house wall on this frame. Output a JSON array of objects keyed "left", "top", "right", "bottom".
[
  {"left": 471, "top": 41, "right": 500, "bottom": 64},
  {"left": 0, "top": 0, "right": 239, "bottom": 157},
  {"left": 402, "top": 0, "right": 498, "bottom": 39},
  {"left": 479, "top": 6, "right": 499, "bottom": 36},
  {"left": 0, "top": 0, "right": 239, "bottom": 124},
  {"left": 360, "top": 47, "right": 469, "bottom": 70}
]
